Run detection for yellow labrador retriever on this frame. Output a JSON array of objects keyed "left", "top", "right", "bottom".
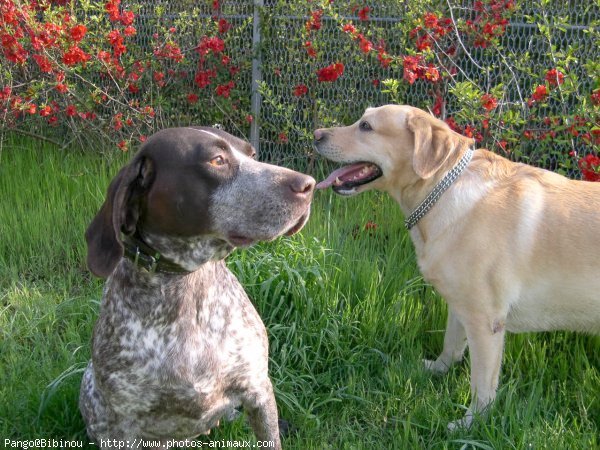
[{"left": 313, "top": 104, "right": 600, "bottom": 429}]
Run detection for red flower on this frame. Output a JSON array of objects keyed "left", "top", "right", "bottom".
[
  {"left": 70, "top": 24, "right": 87, "bottom": 42},
  {"left": 154, "top": 43, "right": 183, "bottom": 62},
  {"left": 293, "top": 84, "right": 308, "bottom": 97},
  {"left": 278, "top": 132, "right": 288, "bottom": 144},
  {"left": 187, "top": 93, "right": 199, "bottom": 104},
  {"left": 342, "top": 23, "right": 357, "bottom": 34},
  {"left": 0, "top": 86, "right": 12, "bottom": 101},
  {"left": 424, "top": 64, "right": 440, "bottom": 82},
  {"left": 364, "top": 221, "right": 378, "bottom": 231},
  {"left": 402, "top": 54, "right": 423, "bottom": 85},
  {"left": 358, "top": 6, "right": 370, "bottom": 21},
  {"left": 123, "top": 26, "right": 136, "bottom": 37},
  {"left": 194, "top": 69, "right": 216, "bottom": 88},
  {"left": 316, "top": 62, "right": 344, "bottom": 82},
  {"left": 107, "top": 30, "right": 126, "bottom": 57},
  {"left": 306, "top": 9, "right": 323, "bottom": 32},
  {"left": 528, "top": 85, "right": 548, "bottom": 106},
  {"left": 113, "top": 113, "right": 123, "bottom": 130},
  {"left": 578, "top": 154, "right": 600, "bottom": 182},
  {"left": 97, "top": 50, "right": 112, "bottom": 63},
  {"left": 39, "top": 105, "right": 52, "bottom": 117},
  {"left": 218, "top": 19, "right": 231, "bottom": 34},
  {"left": 463, "top": 124, "right": 477, "bottom": 138},
  {"left": 423, "top": 12, "right": 438, "bottom": 29},
  {"left": 32, "top": 54, "right": 53, "bottom": 73},
  {"left": 356, "top": 34, "right": 372, "bottom": 53},
  {"left": 304, "top": 41, "right": 317, "bottom": 58},
  {"left": 105, "top": 0, "right": 121, "bottom": 22},
  {"left": 377, "top": 51, "right": 392, "bottom": 68},
  {"left": 445, "top": 116, "right": 460, "bottom": 133},
  {"left": 215, "top": 80, "right": 235, "bottom": 98},
  {"left": 415, "top": 34, "right": 432, "bottom": 51},
  {"left": 590, "top": 89, "right": 600, "bottom": 106},
  {"left": 120, "top": 10, "right": 135, "bottom": 26},
  {"left": 432, "top": 95, "right": 444, "bottom": 117},
  {"left": 55, "top": 83, "right": 68, "bottom": 93},
  {"left": 245, "top": 114, "right": 253, "bottom": 123},
  {"left": 62, "top": 46, "right": 91, "bottom": 66},
  {"left": 142, "top": 106, "right": 155, "bottom": 117},
  {"left": 481, "top": 93, "right": 498, "bottom": 111},
  {"left": 197, "top": 36, "right": 225, "bottom": 55},
  {"left": 545, "top": 68, "right": 564, "bottom": 86},
  {"left": 65, "top": 104, "right": 77, "bottom": 117}
]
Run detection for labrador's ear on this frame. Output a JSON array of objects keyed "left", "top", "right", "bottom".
[
  {"left": 408, "top": 114, "right": 456, "bottom": 179},
  {"left": 85, "top": 156, "right": 154, "bottom": 278}
]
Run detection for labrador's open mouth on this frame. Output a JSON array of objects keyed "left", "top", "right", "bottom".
[{"left": 316, "top": 162, "right": 383, "bottom": 196}]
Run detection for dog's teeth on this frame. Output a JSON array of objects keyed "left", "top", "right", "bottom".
[{"left": 334, "top": 177, "right": 342, "bottom": 185}]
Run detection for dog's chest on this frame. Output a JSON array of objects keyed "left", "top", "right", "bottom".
[{"left": 94, "top": 262, "right": 269, "bottom": 431}]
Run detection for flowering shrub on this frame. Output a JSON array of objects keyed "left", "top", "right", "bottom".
[
  {"left": 0, "top": 0, "right": 598, "bottom": 180},
  {"left": 0, "top": 0, "right": 251, "bottom": 151}
]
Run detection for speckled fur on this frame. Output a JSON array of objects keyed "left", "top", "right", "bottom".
[{"left": 80, "top": 127, "right": 314, "bottom": 449}]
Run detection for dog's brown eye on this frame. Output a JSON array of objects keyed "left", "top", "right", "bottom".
[
  {"left": 209, "top": 156, "right": 226, "bottom": 167},
  {"left": 359, "top": 121, "right": 372, "bottom": 131}
]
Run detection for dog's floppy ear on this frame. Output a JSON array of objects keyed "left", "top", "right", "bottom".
[
  {"left": 85, "top": 155, "right": 154, "bottom": 278},
  {"left": 408, "top": 114, "right": 455, "bottom": 179}
]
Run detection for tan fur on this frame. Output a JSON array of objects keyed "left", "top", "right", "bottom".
[{"left": 314, "top": 105, "right": 600, "bottom": 429}]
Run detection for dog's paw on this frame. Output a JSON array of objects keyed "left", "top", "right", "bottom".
[
  {"left": 447, "top": 412, "right": 473, "bottom": 432},
  {"left": 423, "top": 358, "right": 450, "bottom": 374}
]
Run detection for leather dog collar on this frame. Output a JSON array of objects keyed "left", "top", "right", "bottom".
[
  {"left": 123, "top": 235, "right": 192, "bottom": 275},
  {"left": 405, "top": 147, "right": 475, "bottom": 230}
]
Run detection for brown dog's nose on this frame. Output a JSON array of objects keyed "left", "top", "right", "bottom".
[
  {"left": 290, "top": 174, "right": 315, "bottom": 196},
  {"left": 314, "top": 129, "right": 325, "bottom": 142}
]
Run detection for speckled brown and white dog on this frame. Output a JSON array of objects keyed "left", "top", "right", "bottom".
[{"left": 80, "top": 127, "right": 314, "bottom": 449}]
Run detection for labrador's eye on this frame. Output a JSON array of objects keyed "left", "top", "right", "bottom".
[
  {"left": 209, "top": 155, "right": 226, "bottom": 167},
  {"left": 359, "top": 121, "right": 372, "bottom": 131}
]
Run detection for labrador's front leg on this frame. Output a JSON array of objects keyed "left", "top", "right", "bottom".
[
  {"left": 448, "top": 315, "right": 506, "bottom": 431},
  {"left": 424, "top": 308, "right": 468, "bottom": 374}
]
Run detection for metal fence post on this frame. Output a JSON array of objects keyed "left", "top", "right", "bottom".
[{"left": 250, "top": 0, "right": 263, "bottom": 155}]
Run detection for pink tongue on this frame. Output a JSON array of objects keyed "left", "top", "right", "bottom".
[{"left": 316, "top": 163, "right": 369, "bottom": 189}]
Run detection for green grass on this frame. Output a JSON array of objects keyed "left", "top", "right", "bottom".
[{"left": 1, "top": 138, "right": 598, "bottom": 449}]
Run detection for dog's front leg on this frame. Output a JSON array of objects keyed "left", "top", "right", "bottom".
[
  {"left": 448, "top": 315, "right": 506, "bottom": 431},
  {"left": 424, "top": 308, "right": 467, "bottom": 373},
  {"left": 244, "top": 381, "right": 281, "bottom": 450}
]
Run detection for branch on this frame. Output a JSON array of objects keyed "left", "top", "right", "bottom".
[{"left": 3, "top": 127, "right": 63, "bottom": 147}]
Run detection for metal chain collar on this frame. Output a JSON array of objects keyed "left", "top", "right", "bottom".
[{"left": 405, "top": 148, "right": 475, "bottom": 230}]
